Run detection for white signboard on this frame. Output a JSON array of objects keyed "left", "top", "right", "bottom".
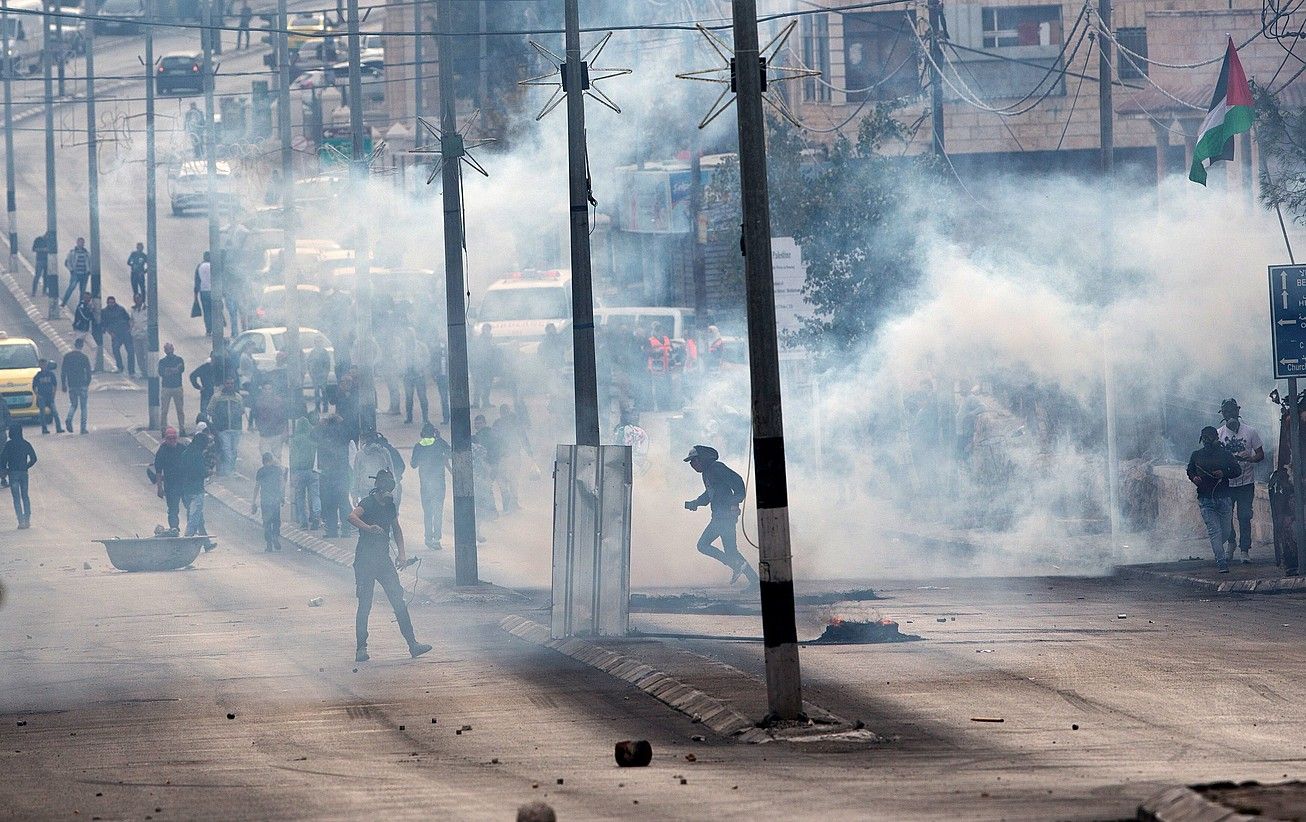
[{"left": 772, "top": 236, "right": 813, "bottom": 349}]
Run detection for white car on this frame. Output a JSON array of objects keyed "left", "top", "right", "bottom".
[{"left": 229, "top": 326, "right": 335, "bottom": 390}]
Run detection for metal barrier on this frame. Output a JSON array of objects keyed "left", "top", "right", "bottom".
[{"left": 551, "top": 444, "right": 633, "bottom": 638}]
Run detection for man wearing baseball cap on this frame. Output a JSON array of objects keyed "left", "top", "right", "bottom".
[
  {"left": 1216, "top": 398, "right": 1264, "bottom": 564},
  {"left": 683, "top": 445, "right": 758, "bottom": 587}
]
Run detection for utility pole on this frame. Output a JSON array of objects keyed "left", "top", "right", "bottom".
[
  {"left": 54, "top": 11, "right": 63, "bottom": 96},
  {"left": 729, "top": 0, "right": 803, "bottom": 722},
  {"left": 927, "top": 0, "right": 945, "bottom": 157},
  {"left": 41, "top": 0, "right": 58, "bottom": 321},
  {"left": 413, "top": 0, "right": 423, "bottom": 147},
  {"left": 85, "top": 17, "right": 103, "bottom": 370},
  {"left": 145, "top": 0, "right": 159, "bottom": 430},
  {"left": 203, "top": 0, "right": 223, "bottom": 354},
  {"left": 2, "top": 0, "right": 18, "bottom": 273},
  {"left": 437, "top": 0, "right": 478, "bottom": 585},
  {"left": 689, "top": 140, "right": 707, "bottom": 322},
  {"left": 562, "top": 0, "right": 599, "bottom": 446},
  {"left": 278, "top": 0, "right": 299, "bottom": 412},
  {"left": 346, "top": 0, "right": 374, "bottom": 435},
  {"left": 1098, "top": 0, "right": 1113, "bottom": 174}
]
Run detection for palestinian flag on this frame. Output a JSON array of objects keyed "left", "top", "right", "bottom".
[{"left": 1189, "top": 37, "right": 1255, "bottom": 186}]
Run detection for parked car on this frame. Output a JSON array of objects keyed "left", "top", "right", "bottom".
[
  {"left": 155, "top": 51, "right": 204, "bottom": 95},
  {"left": 253, "top": 284, "right": 323, "bottom": 327},
  {"left": 168, "top": 160, "right": 237, "bottom": 216},
  {"left": 97, "top": 0, "right": 144, "bottom": 34},
  {"left": 229, "top": 326, "right": 335, "bottom": 390},
  {"left": 0, "top": 333, "right": 40, "bottom": 421}
]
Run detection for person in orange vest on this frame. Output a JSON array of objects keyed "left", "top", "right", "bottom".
[{"left": 647, "top": 323, "right": 672, "bottom": 410}]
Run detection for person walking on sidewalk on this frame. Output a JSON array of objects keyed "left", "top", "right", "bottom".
[
  {"left": 71, "top": 293, "right": 101, "bottom": 365},
  {"left": 152, "top": 427, "right": 186, "bottom": 532},
  {"left": 0, "top": 424, "right": 37, "bottom": 528},
  {"left": 682, "top": 444, "right": 758, "bottom": 586},
  {"left": 253, "top": 452, "right": 285, "bottom": 552},
  {"left": 1217, "top": 398, "right": 1265, "bottom": 564},
  {"left": 181, "top": 422, "right": 214, "bottom": 541},
  {"left": 60, "top": 237, "right": 91, "bottom": 307},
  {"left": 410, "top": 423, "right": 450, "bottom": 549},
  {"left": 194, "top": 251, "right": 214, "bottom": 335},
  {"left": 30, "top": 231, "right": 50, "bottom": 297},
  {"left": 1187, "top": 425, "right": 1244, "bottom": 573},
  {"left": 130, "top": 294, "right": 148, "bottom": 378},
  {"left": 236, "top": 1, "right": 252, "bottom": 48},
  {"left": 207, "top": 378, "right": 244, "bottom": 476},
  {"left": 348, "top": 469, "right": 432, "bottom": 662},
  {"left": 158, "top": 343, "right": 186, "bottom": 435},
  {"left": 317, "top": 413, "right": 353, "bottom": 538},
  {"left": 61, "top": 338, "right": 92, "bottom": 435},
  {"left": 288, "top": 417, "right": 321, "bottom": 529},
  {"left": 33, "top": 359, "right": 62, "bottom": 435},
  {"left": 101, "top": 296, "right": 133, "bottom": 375},
  {"left": 127, "top": 242, "right": 149, "bottom": 303}
]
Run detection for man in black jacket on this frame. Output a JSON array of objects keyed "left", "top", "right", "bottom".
[
  {"left": 100, "top": 296, "right": 133, "bottom": 375},
  {"left": 32, "top": 360, "right": 62, "bottom": 435},
  {"left": 153, "top": 427, "right": 187, "bottom": 531},
  {"left": 1187, "top": 426, "right": 1243, "bottom": 573},
  {"left": 0, "top": 424, "right": 37, "bottom": 528},
  {"left": 61, "top": 338, "right": 92, "bottom": 434},
  {"left": 683, "top": 444, "right": 758, "bottom": 586}
]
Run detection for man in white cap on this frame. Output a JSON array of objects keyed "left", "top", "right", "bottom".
[{"left": 683, "top": 444, "right": 757, "bottom": 586}]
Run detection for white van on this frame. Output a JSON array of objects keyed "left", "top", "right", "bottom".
[
  {"left": 3, "top": 0, "right": 45, "bottom": 76},
  {"left": 473, "top": 269, "right": 572, "bottom": 350}
]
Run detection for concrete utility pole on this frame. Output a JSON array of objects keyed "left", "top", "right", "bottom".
[
  {"left": 345, "top": 0, "right": 372, "bottom": 438},
  {"left": 928, "top": 0, "right": 945, "bottom": 156},
  {"left": 54, "top": 11, "right": 63, "bottom": 96},
  {"left": 2, "top": 0, "right": 18, "bottom": 273},
  {"left": 278, "top": 0, "right": 299, "bottom": 412},
  {"left": 729, "top": 0, "right": 803, "bottom": 722},
  {"left": 562, "top": 0, "right": 600, "bottom": 446},
  {"left": 41, "top": 0, "right": 58, "bottom": 320},
  {"left": 1098, "top": 0, "right": 1113, "bottom": 174},
  {"left": 85, "top": 17, "right": 103, "bottom": 370},
  {"left": 437, "top": 0, "right": 479, "bottom": 585},
  {"left": 145, "top": 0, "right": 159, "bottom": 429},
  {"left": 689, "top": 140, "right": 706, "bottom": 322},
  {"left": 203, "top": 0, "right": 223, "bottom": 354},
  {"left": 412, "top": 0, "right": 423, "bottom": 147}
]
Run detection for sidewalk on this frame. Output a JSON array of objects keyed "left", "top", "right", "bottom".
[
  {"left": 1140, "top": 780, "right": 1306, "bottom": 821},
  {"left": 1115, "top": 556, "right": 1306, "bottom": 593}
]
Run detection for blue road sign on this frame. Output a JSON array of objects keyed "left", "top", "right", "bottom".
[{"left": 1270, "top": 264, "right": 1306, "bottom": 379}]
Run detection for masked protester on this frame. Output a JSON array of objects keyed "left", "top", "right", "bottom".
[
  {"left": 683, "top": 445, "right": 757, "bottom": 586},
  {"left": 410, "top": 423, "right": 451, "bottom": 549},
  {"left": 1187, "top": 426, "right": 1243, "bottom": 573},
  {"left": 347, "top": 469, "right": 432, "bottom": 662},
  {"left": 1216, "top": 398, "right": 1265, "bottom": 564}
]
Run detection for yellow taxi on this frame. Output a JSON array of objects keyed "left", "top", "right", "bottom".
[{"left": 0, "top": 333, "right": 40, "bottom": 421}]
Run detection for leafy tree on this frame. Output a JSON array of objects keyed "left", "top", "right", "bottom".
[
  {"left": 706, "top": 102, "right": 936, "bottom": 362},
  {"left": 1255, "top": 82, "right": 1306, "bottom": 220}
]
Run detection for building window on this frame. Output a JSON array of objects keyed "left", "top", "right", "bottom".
[
  {"left": 1116, "top": 27, "right": 1148, "bottom": 79},
  {"left": 843, "top": 10, "right": 921, "bottom": 103},
  {"left": 981, "top": 5, "right": 1063, "bottom": 48},
  {"left": 801, "top": 12, "right": 831, "bottom": 103}
]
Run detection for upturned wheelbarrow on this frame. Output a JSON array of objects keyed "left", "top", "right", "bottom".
[{"left": 95, "top": 535, "right": 216, "bottom": 572}]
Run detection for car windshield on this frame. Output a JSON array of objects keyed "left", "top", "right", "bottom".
[
  {"left": 478, "top": 288, "right": 569, "bottom": 322},
  {"left": 162, "top": 56, "right": 195, "bottom": 69},
  {"left": 0, "top": 344, "right": 39, "bottom": 370}
]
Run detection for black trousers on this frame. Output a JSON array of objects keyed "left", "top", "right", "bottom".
[
  {"left": 164, "top": 484, "right": 183, "bottom": 530},
  {"left": 354, "top": 551, "right": 416, "bottom": 651}
]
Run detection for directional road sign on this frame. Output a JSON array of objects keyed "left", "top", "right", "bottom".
[{"left": 1270, "top": 264, "right": 1306, "bottom": 379}]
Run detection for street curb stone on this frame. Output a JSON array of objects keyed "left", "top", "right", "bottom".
[
  {"left": 1137, "top": 786, "right": 1262, "bottom": 821},
  {"left": 499, "top": 614, "right": 774, "bottom": 743},
  {"left": 1115, "top": 565, "right": 1306, "bottom": 594}
]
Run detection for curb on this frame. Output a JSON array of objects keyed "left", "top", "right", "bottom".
[
  {"left": 498, "top": 615, "right": 873, "bottom": 745},
  {"left": 499, "top": 614, "right": 774, "bottom": 744},
  {"left": 1137, "top": 786, "right": 1262, "bottom": 822},
  {"left": 1116, "top": 565, "right": 1306, "bottom": 594}
]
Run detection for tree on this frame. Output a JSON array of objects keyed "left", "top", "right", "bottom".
[
  {"left": 706, "top": 102, "right": 936, "bottom": 362},
  {"left": 1256, "top": 82, "right": 1306, "bottom": 220}
]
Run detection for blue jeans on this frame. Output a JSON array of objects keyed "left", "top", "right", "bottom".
[
  {"left": 61, "top": 272, "right": 87, "bottom": 305},
  {"left": 8, "top": 469, "right": 30, "bottom": 522},
  {"left": 217, "top": 430, "right": 240, "bottom": 475},
  {"left": 184, "top": 490, "right": 207, "bottom": 536},
  {"left": 1198, "top": 496, "right": 1234, "bottom": 567},
  {"left": 290, "top": 468, "right": 320, "bottom": 526},
  {"left": 65, "top": 386, "right": 88, "bottom": 431}
]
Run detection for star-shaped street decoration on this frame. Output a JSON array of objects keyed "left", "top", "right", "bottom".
[
  {"left": 407, "top": 111, "right": 495, "bottom": 185},
  {"left": 319, "top": 139, "right": 393, "bottom": 175},
  {"left": 520, "top": 32, "right": 632, "bottom": 121},
  {"left": 676, "top": 20, "right": 820, "bottom": 129}
]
